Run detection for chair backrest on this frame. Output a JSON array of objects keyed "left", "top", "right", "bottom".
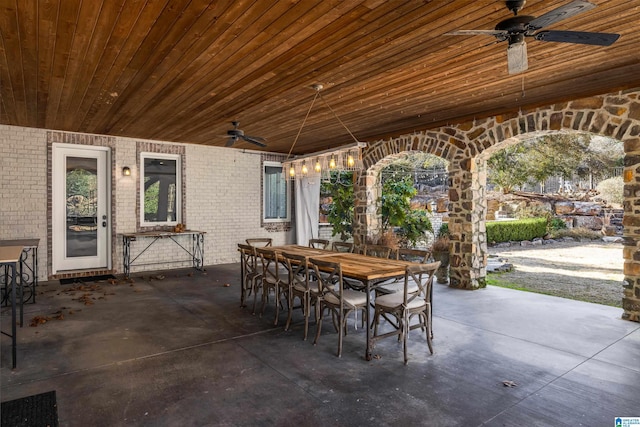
[
  {"left": 309, "top": 238, "right": 330, "bottom": 249},
  {"left": 332, "top": 241, "right": 354, "bottom": 253},
  {"left": 282, "top": 251, "right": 313, "bottom": 292},
  {"left": 363, "top": 244, "right": 392, "bottom": 259},
  {"left": 397, "top": 248, "right": 431, "bottom": 263},
  {"left": 238, "top": 243, "right": 259, "bottom": 275},
  {"left": 255, "top": 247, "right": 280, "bottom": 284},
  {"left": 309, "top": 257, "right": 344, "bottom": 302},
  {"left": 404, "top": 262, "right": 440, "bottom": 306},
  {"left": 246, "top": 238, "right": 273, "bottom": 247}
]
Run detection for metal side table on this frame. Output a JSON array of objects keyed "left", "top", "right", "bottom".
[
  {"left": 1, "top": 239, "right": 39, "bottom": 327},
  {"left": 0, "top": 245, "right": 24, "bottom": 368}
]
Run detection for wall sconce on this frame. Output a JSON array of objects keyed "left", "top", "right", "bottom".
[{"left": 122, "top": 166, "right": 131, "bottom": 176}]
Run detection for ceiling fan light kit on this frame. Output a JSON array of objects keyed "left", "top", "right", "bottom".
[{"left": 446, "top": 0, "right": 620, "bottom": 74}]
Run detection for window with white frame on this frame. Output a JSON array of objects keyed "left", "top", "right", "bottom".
[
  {"left": 140, "top": 153, "right": 181, "bottom": 226},
  {"left": 263, "top": 161, "right": 290, "bottom": 222}
]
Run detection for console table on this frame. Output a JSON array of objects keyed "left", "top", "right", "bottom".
[{"left": 121, "top": 231, "right": 205, "bottom": 278}]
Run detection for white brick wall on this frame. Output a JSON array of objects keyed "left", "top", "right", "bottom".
[
  {"left": 1, "top": 125, "right": 293, "bottom": 279},
  {"left": 0, "top": 125, "right": 48, "bottom": 280}
]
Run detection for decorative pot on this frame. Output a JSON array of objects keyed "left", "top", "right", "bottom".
[{"left": 432, "top": 250, "right": 450, "bottom": 284}]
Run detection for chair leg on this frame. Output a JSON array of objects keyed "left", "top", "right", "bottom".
[
  {"left": 337, "top": 310, "right": 344, "bottom": 358},
  {"left": 403, "top": 312, "right": 409, "bottom": 365},
  {"left": 303, "top": 293, "right": 310, "bottom": 341},
  {"left": 426, "top": 308, "right": 433, "bottom": 354},
  {"left": 284, "top": 290, "right": 296, "bottom": 331},
  {"left": 261, "top": 285, "right": 269, "bottom": 318},
  {"left": 273, "top": 288, "right": 280, "bottom": 325},
  {"left": 313, "top": 304, "right": 325, "bottom": 345},
  {"left": 251, "top": 280, "right": 260, "bottom": 315}
]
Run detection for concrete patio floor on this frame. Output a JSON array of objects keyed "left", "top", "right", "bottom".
[{"left": 2, "top": 263, "right": 639, "bottom": 426}]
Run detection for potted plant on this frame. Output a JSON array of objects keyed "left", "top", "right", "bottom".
[{"left": 431, "top": 223, "right": 450, "bottom": 284}]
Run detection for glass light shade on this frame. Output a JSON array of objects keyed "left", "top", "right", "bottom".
[
  {"left": 329, "top": 155, "right": 337, "bottom": 169},
  {"left": 347, "top": 154, "right": 355, "bottom": 168},
  {"left": 314, "top": 158, "right": 322, "bottom": 173},
  {"left": 289, "top": 165, "right": 296, "bottom": 178},
  {"left": 301, "top": 162, "right": 308, "bottom": 175}
]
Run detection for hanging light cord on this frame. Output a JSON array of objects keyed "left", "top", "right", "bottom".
[
  {"left": 286, "top": 90, "right": 321, "bottom": 160},
  {"left": 319, "top": 93, "right": 360, "bottom": 144}
]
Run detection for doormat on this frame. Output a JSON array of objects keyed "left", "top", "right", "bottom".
[
  {"left": 59, "top": 274, "right": 116, "bottom": 285},
  {"left": 1, "top": 390, "right": 59, "bottom": 427}
]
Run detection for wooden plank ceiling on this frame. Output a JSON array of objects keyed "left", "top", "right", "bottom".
[{"left": 1, "top": 0, "right": 639, "bottom": 155}]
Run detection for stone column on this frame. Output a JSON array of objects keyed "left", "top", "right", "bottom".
[
  {"left": 447, "top": 156, "right": 486, "bottom": 289},
  {"left": 622, "top": 136, "right": 640, "bottom": 322}
]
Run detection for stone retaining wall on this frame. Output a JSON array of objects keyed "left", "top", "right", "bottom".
[{"left": 355, "top": 88, "right": 640, "bottom": 322}]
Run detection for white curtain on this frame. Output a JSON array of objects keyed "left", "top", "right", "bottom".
[{"left": 295, "top": 177, "right": 321, "bottom": 245}]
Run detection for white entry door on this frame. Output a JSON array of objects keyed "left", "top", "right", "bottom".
[{"left": 52, "top": 144, "right": 111, "bottom": 274}]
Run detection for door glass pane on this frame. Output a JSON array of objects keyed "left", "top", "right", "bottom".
[{"left": 66, "top": 157, "right": 98, "bottom": 257}]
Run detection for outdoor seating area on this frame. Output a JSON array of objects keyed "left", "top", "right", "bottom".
[
  {"left": 2, "top": 2, "right": 640, "bottom": 425},
  {"left": 1, "top": 262, "right": 638, "bottom": 425}
]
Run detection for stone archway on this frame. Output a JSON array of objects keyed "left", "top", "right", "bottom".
[{"left": 357, "top": 89, "right": 640, "bottom": 321}]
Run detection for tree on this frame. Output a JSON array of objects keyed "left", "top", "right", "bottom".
[
  {"left": 486, "top": 145, "right": 531, "bottom": 192},
  {"left": 487, "top": 133, "right": 623, "bottom": 193},
  {"left": 378, "top": 171, "right": 432, "bottom": 247},
  {"left": 320, "top": 172, "right": 354, "bottom": 241}
]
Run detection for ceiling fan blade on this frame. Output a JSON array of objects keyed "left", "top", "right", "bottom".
[
  {"left": 445, "top": 29, "right": 506, "bottom": 37},
  {"left": 534, "top": 30, "right": 620, "bottom": 46},
  {"left": 242, "top": 136, "right": 267, "bottom": 148},
  {"left": 225, "top": 137, "right": 236, "bottom": 147},
  {"left": 528, "top": 0, "right": 596, "bottom": 31},
  {"left": 507, "top": 41, "right": 528, "bottom": 75},
  {"left": 244, "top": 134, "right": 266, "bottom": 142}
]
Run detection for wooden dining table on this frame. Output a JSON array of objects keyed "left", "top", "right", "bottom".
[{"left": 269, "top": 245, "right": 416, "bottom": 360}]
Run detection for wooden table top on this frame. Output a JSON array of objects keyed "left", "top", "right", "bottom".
[
  {"left": 0, "top": 246, "right": 24, "bottom": 263},
  {"left": 122, "top": 230, "right": 205, "bottom": 238},
  {"left": 268, "top": 245, "right": 413, "bottom": 283},
  {"left": 0, "top": 239, "right": 39, "bottom": 248}
]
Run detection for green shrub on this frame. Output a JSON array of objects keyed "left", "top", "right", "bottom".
[
  {"left": 397, "top": 209, "right": 432, "bottom": 247},
  {"left": 548, "top": 217, "right": 567, "bottom": 231},
  {"left": 596, "top": 176, "right": 623, "bottom": 205},
  {"left": 486, "top": 218, "right": 547, "bottom": 243},
  {"left": 437, "top": 223, "right": 449, "bottom": 238}
]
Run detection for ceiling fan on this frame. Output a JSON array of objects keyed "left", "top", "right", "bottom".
[
  {"left": 222, "top": 121, "right": 267, "bottom": 148},
  {"left": 445, "top": 0, "right": 620, "bottom": 74}
]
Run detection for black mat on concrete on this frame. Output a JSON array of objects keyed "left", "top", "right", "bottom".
[
  {"left": 1, "top": 390, "right": 58, "bottom": 427},
  {"left": 59, "top": 274, "right": 116, "bottom": 285}
]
